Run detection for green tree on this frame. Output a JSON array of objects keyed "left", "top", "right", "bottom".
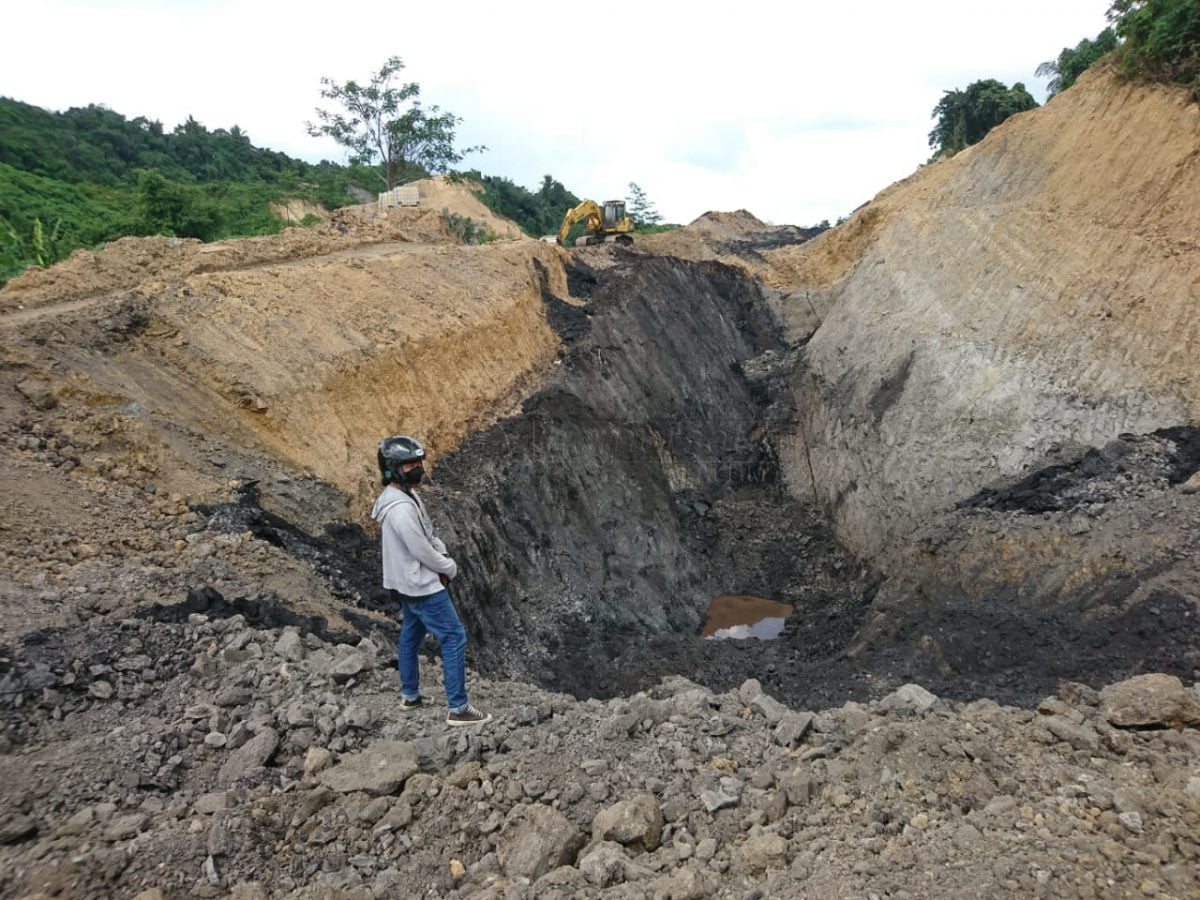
[
  {"left": 928, "top": 79, "right": 1039, "bottom": 158},
  {"left": 1037, "top": 27, "right": 1120, "bottom": 95},
  {"left": 134, "top": 170, "right": 222, "bottom": 240},
  {"left": 1108, "top": 0, "right": 1200, "bottom": 88},
  {"left": 306, "top": 56, "right": 484, "bottom": 190},
  {"left": 626, "top": 182, "right": 662, "bottom": 226}
]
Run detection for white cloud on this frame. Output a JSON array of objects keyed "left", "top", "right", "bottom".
[{"left": 1, "top": 0, "right": 1111, "bottom": 225}]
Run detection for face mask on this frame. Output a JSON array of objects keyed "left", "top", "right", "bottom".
[{"left": 400, "top": 465, "right": 424, "bottom": 486}]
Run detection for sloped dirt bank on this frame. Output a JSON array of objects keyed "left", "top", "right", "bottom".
[{"left": 765, "top": 66, "right": 1200, "bottom": 565}]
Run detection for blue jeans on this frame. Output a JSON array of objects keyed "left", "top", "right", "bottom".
[{"left": 397, "top": 589, "right": 469, "bottom": 712}]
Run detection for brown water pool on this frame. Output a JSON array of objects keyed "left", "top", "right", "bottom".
[{"left": 701, "top": 594, "right": 795, "bottom": 641}]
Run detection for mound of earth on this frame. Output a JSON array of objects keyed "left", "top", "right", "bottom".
[
  {"left": 0, "top": 179, "right": 529, "bottom": 316},
  {"left": 408, "top": 175, "right": 528, "bottom": 241},
  {"left": 624, "top": 210, "right": 824, "bottom": 276}
]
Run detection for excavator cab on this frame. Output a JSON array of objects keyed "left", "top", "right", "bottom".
[{"left": 602, "top": 200, "right": 627, "bottom": 229}]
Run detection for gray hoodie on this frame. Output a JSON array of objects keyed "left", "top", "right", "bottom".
[{"left": 370, "top": 485, "right": 457, "bottom": 597}]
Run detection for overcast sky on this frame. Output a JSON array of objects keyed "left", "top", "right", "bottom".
[{"left": 2, "top": 0, "right": 1112, "bottom": 226}]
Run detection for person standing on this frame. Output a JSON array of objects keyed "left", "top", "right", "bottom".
[{"left": 371, "top": 435, "right": 491, "bottom": 726}]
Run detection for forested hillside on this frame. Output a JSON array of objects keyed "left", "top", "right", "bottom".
[
  {"left": 0, "top": 98, "right": 379, "bottom": 281},
  {"left": 0, "top": 98, "right": 582, "bottom": 283}
]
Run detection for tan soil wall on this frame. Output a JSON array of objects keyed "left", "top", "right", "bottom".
[{"left": 766, "top": 66, "right": 1200, "bottom": 559}]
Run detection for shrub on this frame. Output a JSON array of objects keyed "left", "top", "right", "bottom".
[
  {"left": 1109, "top": 0, "right": 1200, "bottom": 90},
  {"left": 441, "top": 210, "right": 494, "bottom": 244},
  {"left": 1038, "top": 28, "right": 1120, "bottom": 96}
]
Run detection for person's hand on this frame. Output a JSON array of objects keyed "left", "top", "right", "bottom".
[{"left": 439, "top": 574, "right": 450, "bottom": 588}]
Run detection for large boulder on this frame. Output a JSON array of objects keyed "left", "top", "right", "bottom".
[
  {"left": 330, "top": 652, "right": 369, "bottom": 684},
  {"left": 497, "top": 805, "right": 582, "bottom": 880},
  {"left": 1100, "top": 674, "right": 1200, "bottom": 728},
  {"left": 592, "top": 793, "right": 664, "bottom": 851},
  {"left": 317, "top": 741, "right": 418, "bottom": 796}
]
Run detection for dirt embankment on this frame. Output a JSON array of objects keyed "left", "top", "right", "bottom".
[
  {"left": 0, "top": 231, "right": 567, "bottom": 499},
  {"left": 0, "top": 174, "right": 526, "bottom": 317},
  {"left": 764, "top": 64, "right": 1200, "bottom": 559},
  {"left": 0, "top": 205, "right": 565, "bottom": 642},
  {"left": 413, "top": 175, "right": 528, "bottom": 241}
]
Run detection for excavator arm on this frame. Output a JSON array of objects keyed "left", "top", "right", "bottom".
[{"left": 557, "top": 200, "right": 604, "bottom": 245}]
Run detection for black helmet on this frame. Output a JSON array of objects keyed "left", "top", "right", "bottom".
[{"left": 378, "top": 435, "right": 426, "bottom": 485}]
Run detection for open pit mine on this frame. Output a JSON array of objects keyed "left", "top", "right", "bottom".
[{"left": 0, "top": 66, "right": 1198, "bottom": 898}]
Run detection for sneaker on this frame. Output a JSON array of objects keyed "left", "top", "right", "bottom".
[
  {"left": 400, "top": 694, "right": 429, "bottom": 711},
  {"left": 446, "top": 704, "right": 493, "bottom": 727}
]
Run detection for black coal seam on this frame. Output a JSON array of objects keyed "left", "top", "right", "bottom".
[
  {"left": 417, "top": 254, "right": 829, "bottom": 696},
  {"left": 852, "top": 562, "right": 1196, "bottom": 706},
  {"left": 533, "top": 257, "right": 591, "bottom": 344},
  {"left": 135, "top": 585, "right": 363, "bottom": 645},
  {"left": 192, "top": 481, "right": 379, "bottom": 605},
  {"left": 1158, "top": 425, "right": 1200, "bottom": 483},
  {"left": 958, "top": 426, "right": 1200, "bottom": 513}
]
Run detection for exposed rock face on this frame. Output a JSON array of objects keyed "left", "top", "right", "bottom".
[
  {"left": 756, "top": 67, "right": 1200, "bottom": 690},
  {"left": 771, "top": 66, "right": 1200, "bottom": 561}
]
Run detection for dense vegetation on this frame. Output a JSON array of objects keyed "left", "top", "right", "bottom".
[
  {"left": 1038, "top": 28, "right": 1120, "bottom": 96},
  {"left": 1038, "top": 2, "right": 1198, "bottom": 99},
  {"left": 0, "top": 97, "right": 379, "bottom": 283},
  {"left": 1109, "top": 0, "right": 1200, "bottom": 89},
  {"left": 928, "top": 80, "right": 1038, "bottom": 158}
]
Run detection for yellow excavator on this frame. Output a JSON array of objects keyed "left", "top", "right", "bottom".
[{"left": 556, "top": 199, "right": 635, "bottom": 246}]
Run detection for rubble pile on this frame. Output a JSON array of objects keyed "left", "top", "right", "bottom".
[{"left": 1, "top": 610, "right": 1197, "bottom": 898}]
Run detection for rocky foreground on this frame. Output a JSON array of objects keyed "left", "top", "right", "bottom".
[{"left": 1, "top": 611, "right": 1198, "bottom": 899}]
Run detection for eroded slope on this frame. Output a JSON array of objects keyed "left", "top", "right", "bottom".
[{"left": 765, "top": 64, "right": 1200, "bottom": 557}]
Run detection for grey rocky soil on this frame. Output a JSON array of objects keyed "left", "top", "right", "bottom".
[{"left": 1, "top": 612, "right": 1197, "bottom": 898}]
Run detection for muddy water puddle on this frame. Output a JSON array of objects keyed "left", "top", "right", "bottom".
[{"left": 701, "top": 594, "right": 794, "bottom": 640}]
